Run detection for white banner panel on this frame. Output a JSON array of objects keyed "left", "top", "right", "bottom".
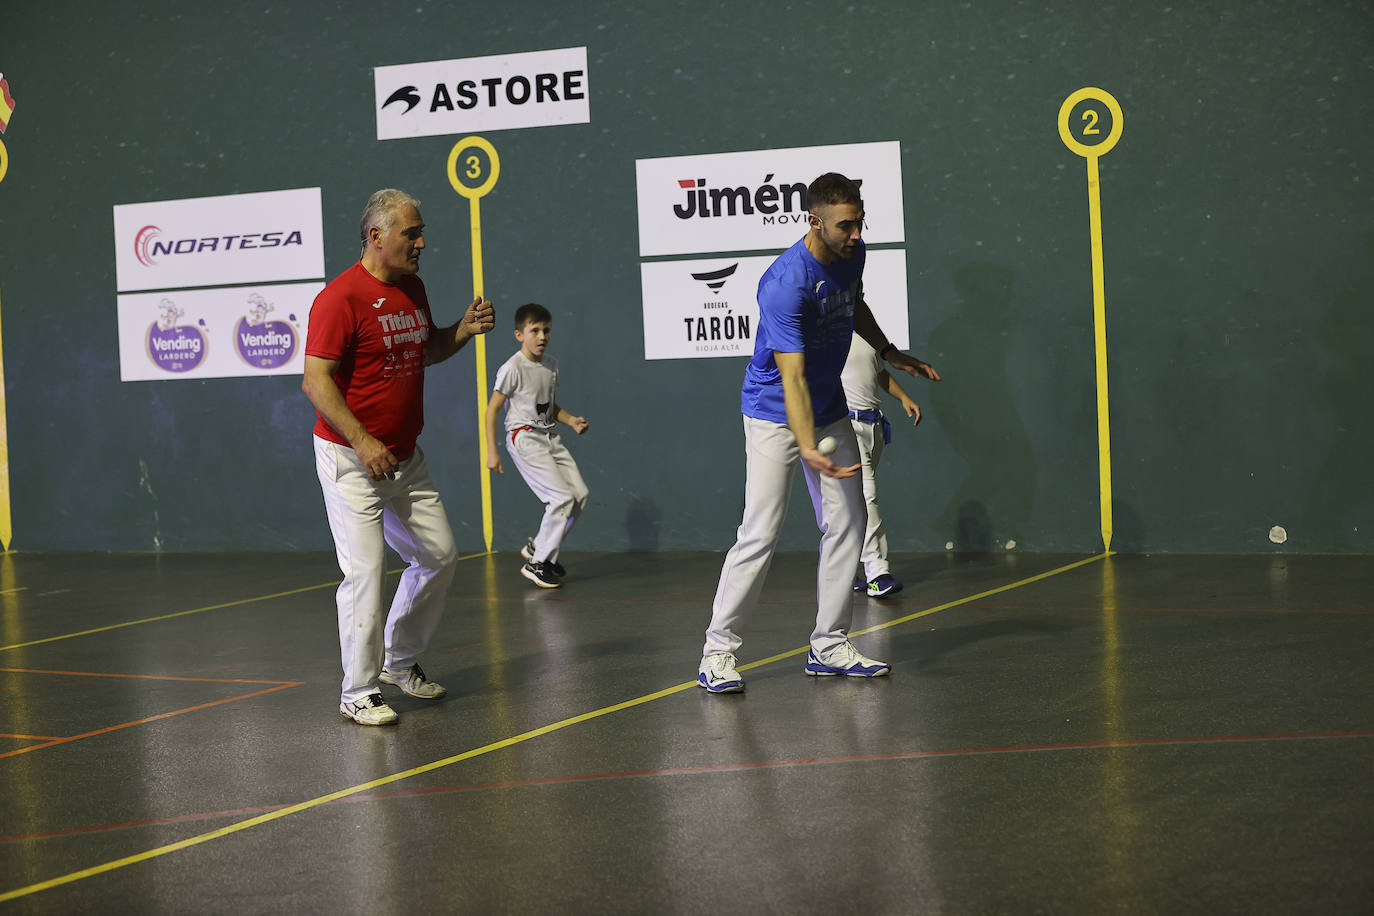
[
  {"left": 117, "top": 282, "right": 322, "bottom": 381},
  {"left": 375, "top": 47, "right": 590, "bottom": 140},
  {"left": 641, "top": 249, "right": 909, "bottom": 361},
  {"left": 113, "top": 188, "right": 324, "bottom": 293},
  {"left": 635, "top": 141, "right": 904, "bottom": 258}
]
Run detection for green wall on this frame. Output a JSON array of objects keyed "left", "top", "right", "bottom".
[{"left": 1, "top": 0, "right": 1369, "bottom": 553}]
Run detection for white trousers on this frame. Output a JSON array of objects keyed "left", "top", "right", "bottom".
[
  {"left": 506, "top": 428, "right": 589, "bottom": 563},
  {"left": 702, "top": 415, "right": 865, "bottom": 660},
  {"left": 851, "top": 417, "right": 890, "bottom": 580},
  {"left": 314, "top": 436, "right": 458, "bottom": 704}
]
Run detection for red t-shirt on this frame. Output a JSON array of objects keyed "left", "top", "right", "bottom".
[{"left": 305, "top": 262, "right": 436, "bottom": 460}]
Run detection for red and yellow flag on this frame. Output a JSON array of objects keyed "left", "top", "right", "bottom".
[{"left": 0, "top": 76, "right": 14, "bottom": 133}]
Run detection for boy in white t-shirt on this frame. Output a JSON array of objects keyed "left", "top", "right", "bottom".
[
  {"left": 838, "top": 334, "right": 923, "bottom": 598},
  {"left": 485, "top": 303, "right": 590, "bottom": 588}
]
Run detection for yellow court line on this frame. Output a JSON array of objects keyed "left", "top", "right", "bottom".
[
  {"left": 0, "top": 552, "right": 493, "bottom": 653},
  {"left": 736, "top": 553, "right": 1112, "bottom": 672},
  {"left": 0, "top": 552, "right": 1104, "bottom": 903}
]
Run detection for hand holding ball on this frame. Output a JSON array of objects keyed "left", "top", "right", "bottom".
[{"left": 817, "top": 436, "right": 838, "bottom": 456}]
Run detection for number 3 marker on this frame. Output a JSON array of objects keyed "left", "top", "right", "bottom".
[{"left": 448, "top": 136, "right": 501, "bottom": 551}]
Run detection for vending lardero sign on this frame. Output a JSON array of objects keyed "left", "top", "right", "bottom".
[
  {"left": 634, "top": 141, "right": 909, "bottom": 360},
  {"left": 115, "top": 283, "right": 321, "bottom": 382},
  {"left": 112, "top": 187, "right": 325, "bottom": 381}
]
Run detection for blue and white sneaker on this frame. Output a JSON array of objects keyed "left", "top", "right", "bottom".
[
  {"left": 697, "top": 652, "right": 745, "bottom": 693},
  {"left": 805, "top": 642, "right": 891, "bottom": 678},
  {"left": 866, "top": 574, "right": 903, "bottom": 598},
  {"left": 853, "top": 574, "right": 867, "bottom": 592}
]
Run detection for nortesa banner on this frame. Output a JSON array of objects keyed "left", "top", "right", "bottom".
[{"left": 112, "top": 188, "right": 324, "bottom": 293}]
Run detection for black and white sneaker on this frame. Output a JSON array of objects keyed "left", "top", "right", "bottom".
[
  {"left": 520, "top": 540, "right": 566, "bottom": 577},
  {"left": 521, "top": 561, "right": 562, "bottom": 588},
  {"left": 379, "top": 663, "right": 446, "bottom": 699},
  {"left": 339, "top": 693, "right": 399, "bottom": 726}
]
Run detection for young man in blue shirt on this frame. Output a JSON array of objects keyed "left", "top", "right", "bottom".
[{"left": 697, "top": 172, "right": 941, "bottom": 693}]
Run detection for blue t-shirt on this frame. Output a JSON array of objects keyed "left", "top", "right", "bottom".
[{"left": 740, "top": 237, "right": 865, "bottom": 426}]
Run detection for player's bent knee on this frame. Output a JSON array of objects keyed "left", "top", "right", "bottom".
[{"left": 433, "top": 544, "right": 460, "bottom": 571}]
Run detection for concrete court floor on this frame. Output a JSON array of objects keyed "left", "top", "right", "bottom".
[{"left": 0, "top": 549, "right": 1370, "bottom": 914}]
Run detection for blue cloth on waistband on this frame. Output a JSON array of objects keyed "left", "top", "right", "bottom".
[{"left": 849, "top": 408, "right": 892, "bottom": 444}]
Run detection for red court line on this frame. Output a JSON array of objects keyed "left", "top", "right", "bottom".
[
  {"left": 0, "top": 682, "right": 304, "bottom": 761},
  {"left": 0, "top": 667, "right": 301, "bottom": 684},
  {"left": 5, "top": 728, "right": 1369, "bottom": 843},
  {"left": 0, "top": 733, "right": 62, "bottom": 741},
  {"left": 966, "top": 602, "right": 1373, "bottom": 616}
]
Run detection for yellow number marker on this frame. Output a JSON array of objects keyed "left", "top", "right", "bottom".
[
  {"left": 447, "top": 137, "right": 501, "bottom": 552},
  {"left": 1059, "top": 88, "right": 1124, "bottom": 552}
]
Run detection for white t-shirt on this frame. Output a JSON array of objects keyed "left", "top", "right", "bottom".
[
  {"left": 839, "top": 335, "right": 882, "bottom": 413},
  {"left": 494, "top": 351, "right": 559, "bottom": 433}
]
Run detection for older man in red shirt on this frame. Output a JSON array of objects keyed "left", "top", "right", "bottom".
[{"left": 303, "top": 188, "right": 494, "bottom": 726}]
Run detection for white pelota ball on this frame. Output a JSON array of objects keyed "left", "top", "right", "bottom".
[{"left": 817, "top": 436, "right": 838, "bottom": 456}]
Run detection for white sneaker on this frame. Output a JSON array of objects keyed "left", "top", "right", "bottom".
[
  {"left": 804, "top": 642, "right": 891, "bottom": 677},
  {"left": 340, "top": 693, "right": 399, "bottom": 725},
  {"left": 378, "top": 663, "right": 447, "bottom": 699},
  {"left": 697, "top": 652, "right": 745, "bottom": 693}
]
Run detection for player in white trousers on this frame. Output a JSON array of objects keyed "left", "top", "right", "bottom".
[
  {"left": 304, "top": 188, "right": 495, "bottom": 725},
  {"left": 486, "top": 303, "right": 590, "bottom": 589},
  {"left": 839, "top": 334, "right": 924, "bottom": 598},
  {"left": 314, "top": 439, "right": 455, "bottom": 710},
  {"left": 698, "top": 173, "right": 940, "bottom": 693},
  {"left": 705, "top": 414, "right": 866, "bottom": 661}
]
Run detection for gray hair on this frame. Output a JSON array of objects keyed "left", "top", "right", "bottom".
[{"left": 359, "top": 189, "right": 421, "bottom": 247}]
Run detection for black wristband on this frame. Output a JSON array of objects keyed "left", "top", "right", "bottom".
[{"left": 878, "top": 343, "right": 896, "bottom": 360}]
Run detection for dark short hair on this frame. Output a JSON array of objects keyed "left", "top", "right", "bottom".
[
  {"left": 806, "top": 173, "right": 863, "bottom": 210},
  {"left": 514, "top": 302, "right": 552, "bottom": 328}
]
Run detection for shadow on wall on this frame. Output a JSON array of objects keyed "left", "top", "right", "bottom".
[
  {"left": 928, "top": 262, "right": 1037, "bottom": 548},
  {"left": 626, "top": 495, "right": 662, "bottom": 551},
  {"left": 1302, "top": 229, "right": 1374, "bottom": 551},
  {"left": 950, "top": 500, "right": 992, "bottom": 551},
  {"left": 1110, "top": 498, "right": 1144, "bottom": 553}
]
